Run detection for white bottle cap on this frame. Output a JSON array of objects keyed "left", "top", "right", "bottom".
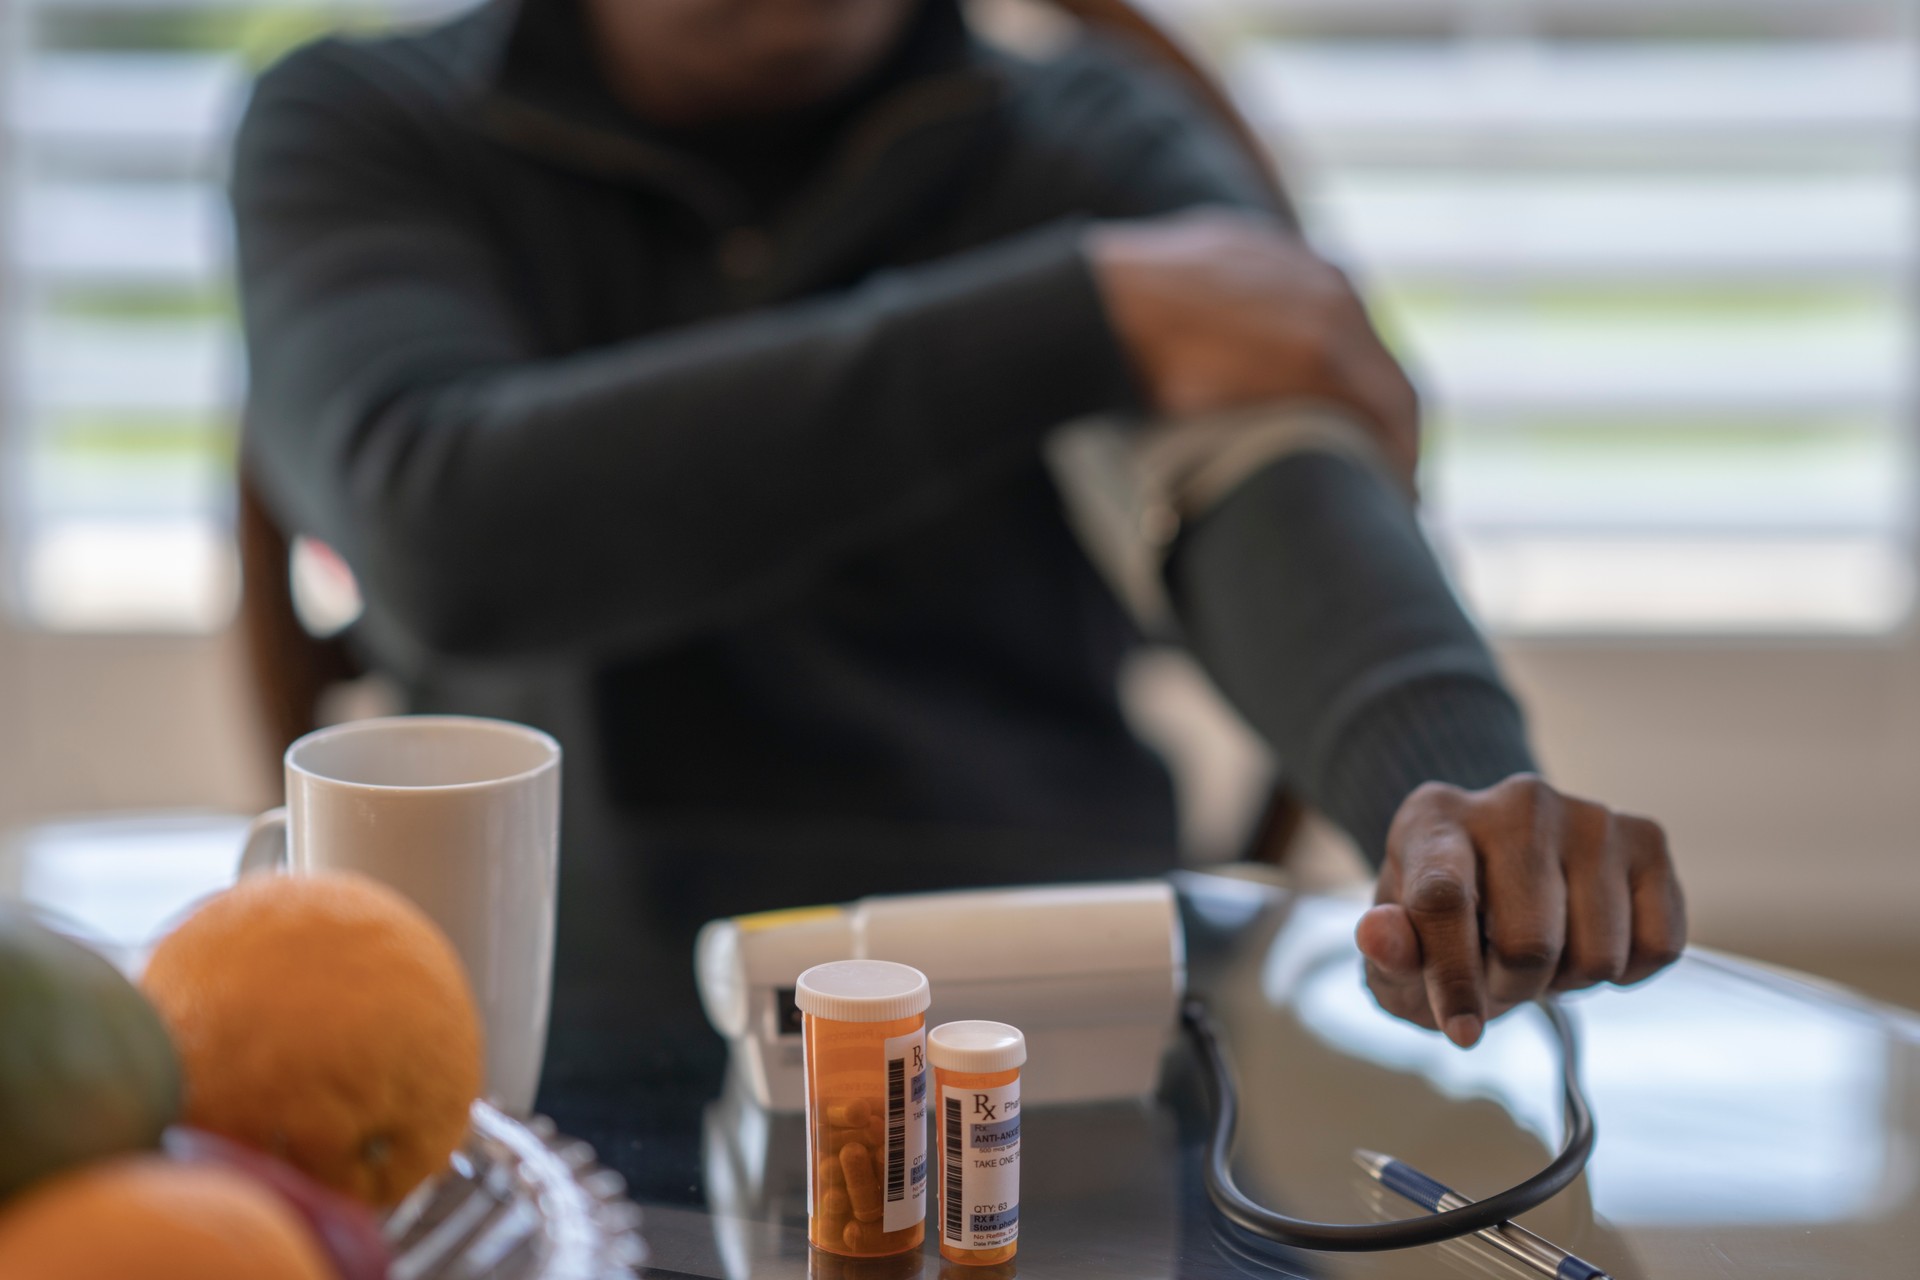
[
  {"left": 794, "top": 959, "right": 930, "bottom": 1023},
  {"left": 928, "top": 1021, "right": 1027, "bottom": 1074}
]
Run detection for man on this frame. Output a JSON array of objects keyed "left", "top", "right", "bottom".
[{"left": 233, "top": 0, "right": 1684, "bottom": 1096}]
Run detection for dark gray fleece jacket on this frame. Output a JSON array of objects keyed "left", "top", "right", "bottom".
[{"left": 232, "top": 0, "right": 1531, "bottom": 1084}]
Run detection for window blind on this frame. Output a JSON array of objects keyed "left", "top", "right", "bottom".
[
  {"left": 5, "top": 0, "right": 1914, "bottom": 634},
  {"left": 1, "top": 0, "right": 469, "bottom": 631},
  {"left": 1158, "top": 0, "right": 1919, "bottom": 633}
]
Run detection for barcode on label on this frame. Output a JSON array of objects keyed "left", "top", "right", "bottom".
[
  {"left": 885, "top": 1056, "right": 907, "bottom": 1202},
  {"left": 944, "top": 1095, "right": 964, "bottom": 1242}
]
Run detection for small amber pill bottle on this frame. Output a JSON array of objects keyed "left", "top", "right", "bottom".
[
  {"left": 797, "top": 960, "right": 931, "bottom": 1257},
  {"left": 928, "top": 1021, "right": 1025, "bottom": 1266}
]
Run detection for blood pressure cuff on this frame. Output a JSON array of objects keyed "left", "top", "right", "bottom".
[{"left": 1154, "top": 407, "right": 1537, "bottom": 865}]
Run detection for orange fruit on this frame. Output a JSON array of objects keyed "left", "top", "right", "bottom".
[
  {"left": 0, "top": 1155, "right": 333, "bottom": 1280},
  {"left": 141, "top": 872, "right": 483, "bottom": 1208}
]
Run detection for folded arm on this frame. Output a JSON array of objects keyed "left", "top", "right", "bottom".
[
  {"left": 234, "top": 53, "right": 1149, "bottom": 661},
  {"left": 1165, "top": 432, "right": 1685, "bottom": 1044}
]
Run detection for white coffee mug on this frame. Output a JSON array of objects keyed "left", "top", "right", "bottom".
[{"left": 240, "top": 715, "right": 560, "bottom": 1114}]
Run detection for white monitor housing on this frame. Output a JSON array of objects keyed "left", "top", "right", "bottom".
[{"left": 696, "top": 881, "right": 1185, "bottom": 1112}]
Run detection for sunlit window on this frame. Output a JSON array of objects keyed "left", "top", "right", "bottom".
[
  {"left": 0, "top": 0, "right": 469, "bottom": 632},
  {"left": 3, "top": 0, "right": 1914, "bottom": 635},
  {"left": 1165, "top": 0, "right": 1920, "bottom": 634}
]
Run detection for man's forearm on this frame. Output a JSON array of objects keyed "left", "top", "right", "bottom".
[
  {"left": 1158, "top": 418, "right": 1686, "bottom": 1046},
  {"left": 1162, "top": 434, "right": 1534, "bottom": 863},
  {"left": 244, "top": 214, "right": 1135, "bottom": 662}
]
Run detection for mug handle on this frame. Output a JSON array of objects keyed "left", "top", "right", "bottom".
[{"left": 239, "top": 807, "right": 290, "bottom": 877}]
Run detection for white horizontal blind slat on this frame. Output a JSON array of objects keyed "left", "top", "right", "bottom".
[
  {"left": 4, "top": 0, "right": 1916, "bottom": 634},
  {"left": 1305, "top": 174, "right": 1913, "bottom": 283},
  {"left": 1, "top": 0, "right": 481, "bottom": 632},
  {"left": 1170, "top": 0, "right": 1920, "bottom": 634}
]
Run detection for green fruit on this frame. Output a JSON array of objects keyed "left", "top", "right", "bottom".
[{"left": 0, "top": 905, "right": 182, "bottom": 1201}]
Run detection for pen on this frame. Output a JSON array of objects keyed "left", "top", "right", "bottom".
[{"left": 1352, "top": 1149, "right": 1611, "bottom": 1280}]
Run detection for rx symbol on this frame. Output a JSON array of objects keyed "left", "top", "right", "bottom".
[{"left": 973, "top": 1095, "right": 997, "bottom": 1119}]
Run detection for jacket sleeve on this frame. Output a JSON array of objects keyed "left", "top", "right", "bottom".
[
  {"left": 1164, "top": 446, "right": 1538, "bottom": 866},
  {"left": 1041, "top": 44, "right": 1538, "bottom": 861},
  {"left": 233, "top": 46, "right": 1143, "bottom": 660}
]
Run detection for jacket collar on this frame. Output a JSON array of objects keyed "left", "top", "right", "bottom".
[{"left": 452, "top": 0, "right": 1007, "bottom": 244}]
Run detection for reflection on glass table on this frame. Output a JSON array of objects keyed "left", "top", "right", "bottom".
[
  {"left": 1179, "top": 876, "right": 1919, "bottom": 1279},
  {"left": 664, "top": 875, "right": 1920, "bottom": 1280},
  {"left": 4, "top": 822, "right": 1916, "bottom": 1280}
]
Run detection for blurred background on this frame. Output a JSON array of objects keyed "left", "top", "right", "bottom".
[{"left": 0, "top": 0, "right": 1913, "bottom": 999}]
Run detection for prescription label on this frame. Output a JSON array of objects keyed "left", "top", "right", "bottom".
[
  {"left": 942, "top": 1080, "right": 1020, "bottom": 1251},
  {"left": 882, "top": 1030, "right": 928, "bottom": 1232}
]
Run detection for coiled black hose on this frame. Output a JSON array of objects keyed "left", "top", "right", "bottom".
[{"left": 1182, "top": 996, "right": 1595, "bottom": 1251}]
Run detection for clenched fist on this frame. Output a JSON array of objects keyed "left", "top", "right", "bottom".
[
  {"left": 1088, "top": 208, "right": 1421, "bottom": 488},
  {"left": 1357, "top": 774, "right": 1687, "bottom": 1046}
]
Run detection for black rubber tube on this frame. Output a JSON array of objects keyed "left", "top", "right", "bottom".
[{"left": 1183, "top": 996, "right": 1595, "bottom": 1251}]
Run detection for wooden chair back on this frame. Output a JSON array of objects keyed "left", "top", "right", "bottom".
[{"left": 235, "top": 466, "right": 360, "bottom": 761}]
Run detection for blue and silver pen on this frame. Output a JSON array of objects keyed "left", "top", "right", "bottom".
[{"left": 1352, "top": 1149, "right": 1610, "bottom": 1280}]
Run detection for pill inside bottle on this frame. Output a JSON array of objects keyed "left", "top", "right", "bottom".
[
  {"left": 796, "top": 960, "right": 931, "bottom": 1257},
  {"left": 929, "top": 1020, "right": 1025, "bottom": 1266}
]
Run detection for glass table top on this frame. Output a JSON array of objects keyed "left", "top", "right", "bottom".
[{"left": 5, "top": 817, "right": 1916, "bottom": 1280}]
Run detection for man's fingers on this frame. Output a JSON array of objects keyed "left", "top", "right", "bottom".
[
  {"left": 1356, "top": 903, "right": 1420, "bottom": 971},
  {"left": 1365, "top": 965, "right": 1439, "bottom": 1029},
  {"left": 1362, "top": 863, "right": 1457, "bottom": 1029},
  {"left": 1358, "top": 905, "right": 1437, "bottom": 1028},
  {"left": 1553, "top": 808, "right": 1633, "bottom": 991},
  {"left": 1620, "top": 816, "right": 1687, "bottom": 985},
  {"left": 1373, "top": 776, "right": 1684, "bottom": 1043},
  {"left": 1371, "top": 849, "right": 1403, "bottom": 912},
  {"left": 1357, "top": 904, "right": 1425, "bottom": 1000},
  {"left": 1479, "top": 779, "right": 1567, "bottom": 1009},
  {"left": 1393, "top": 803, "right": 1486, "bottom": 1047}
]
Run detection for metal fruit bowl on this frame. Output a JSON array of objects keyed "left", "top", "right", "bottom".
[{"left": 385, "top": 1102, "right": 646, "bottom": 1280}]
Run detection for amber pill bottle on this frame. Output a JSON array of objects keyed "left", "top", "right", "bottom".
[
  {"left": 796, "top": 960, "right": 931, "bottom": 1258},
  {"left": 928, "top": 1021, "right": 1026, "bottom": 1266}
]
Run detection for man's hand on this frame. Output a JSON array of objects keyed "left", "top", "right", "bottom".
[
  {"left": 1087, "top": 209, "right": 1421, "bottom": 488},
  {"left": 1357, "top": 774, "right": 1686, "bottom": 1047}
]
